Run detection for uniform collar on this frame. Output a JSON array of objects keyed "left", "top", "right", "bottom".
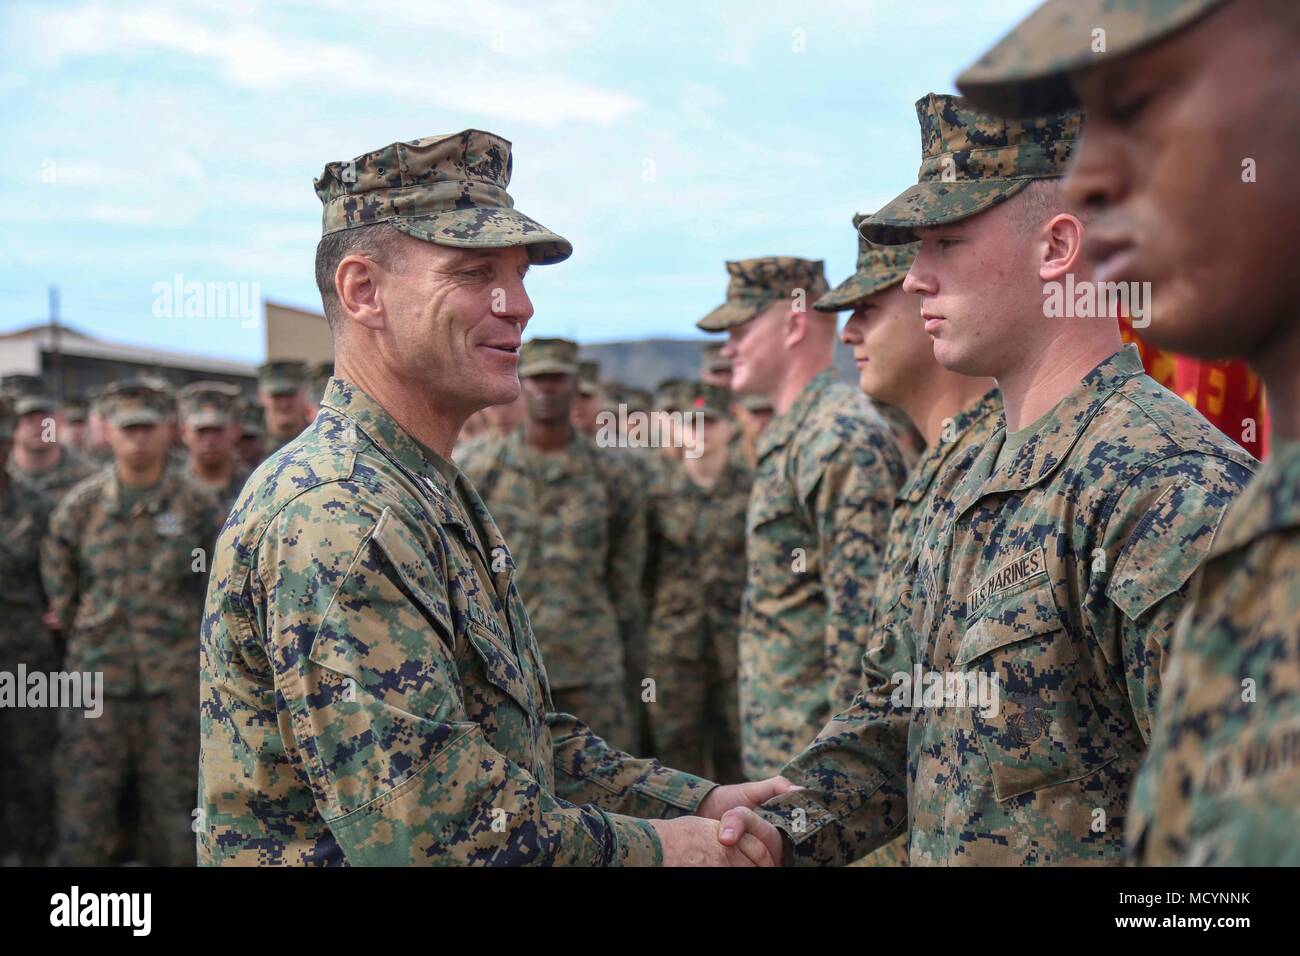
[
  {"left": 502, "top": 424, "right": 588, "bottom": 473},
  {"left": 1210, "top": 441, "right": 1300, "bottom": 555},
  {"left": 104, "top": 465, "right": 180, "bottom": 517},
  {"left": 756, "top": 368, "right": 837, "bottom": 464},
  {"left": 320, "top": 377, "right": 454, "bottom": 499},
  {"left": 898, "top": 387, "right": 1002, "bottom": 504},
  {"left": 978, "top": 345, "right": 1145, "bottom": 498}
]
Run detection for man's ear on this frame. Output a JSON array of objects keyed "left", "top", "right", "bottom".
[
  {"left": 337, "top": 254, "right": 387, "bottom": 331},
  {"left": 1039, "top": 213, "right": 1085, "bottom": 283},
  {"left": 783, "top": 305, "right": 810, "bottom": 349}
]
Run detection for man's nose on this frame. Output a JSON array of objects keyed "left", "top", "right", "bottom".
[{"left": 1065, "top": 125, "right": 1129, "bottom": 215}]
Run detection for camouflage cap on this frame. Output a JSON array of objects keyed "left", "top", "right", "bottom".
[
  {"left": 178, "top": 381, "right": 240, "bottom": 429},
  {"left": 257, "top": 360, "right": 308, "bottom": 397},
  {"left": 696, "top": 257, "right": 830, "bottom": 331},
  {"left": 576, "top": 359, "right": 601, "bottom": 397},
  {"left": 236, "top": 400, "right": 265, "bottom": 437},
  {"left": 1, "top": 373, "right": 56, "bottom": 416},
  {"left": 518, "top": 337, "right": 579, "bottom": 378},
  {"left": 63, "top": 394, "right": 88, "bottom": 423},
  {"left": 858, "top": 93, "right": 1082, "bottom": 245},
  {"left": 314, "top": 130, "right": 572, "bottom": 265},
  {"left": 0, "top": 396, "right": 13, "bottom": 440},
  {"left": 681, "top": 382, "right": 731, "bottom": 419},
  {"left": 815, "top": 217, "right": 920, "bottom": 312},
  {"left": 701, "top": 342, "right": 732, "bottom": 374},
  {"left": 653, "top": 377, "right": 693, "bottom": 412},
  {"left": 956, "top": 0, "right": 1228, "bottom": 117},
  {"left": 99, "top": 379, "right": 169, "bottom": 428}
]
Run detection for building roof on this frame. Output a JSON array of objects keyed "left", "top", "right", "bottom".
[{"left": 0, "top": 322, "right": 257, "bottom": 377}]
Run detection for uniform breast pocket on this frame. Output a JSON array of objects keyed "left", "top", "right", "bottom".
[
  {"left": 955, "top": 580, "right": 1118, "bottom": 801},
  {"left": 745, "top": 468, "right": 792, "bottom": 536},
  {"left": 462, "top": 619, "right": 535, "bottom": 719}
]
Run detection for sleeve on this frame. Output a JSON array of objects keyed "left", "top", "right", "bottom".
[
  {"left": 810, "top": 425, "right": 905, "bottom": 715},
  {"left": 1096, "top": 453, "right": 1254, "bottom": 743},
  {"left": 39, "top": 493, "right": 81, "bottom": 625},
  {"left": 255, "top": 488, "right": 667, "bottom": 866},
  {"left": 755, "top": 555, "right": 913, "bottom": 865},
  {"left": 548, "top": 710, "right": 716, "bottom": 818}
]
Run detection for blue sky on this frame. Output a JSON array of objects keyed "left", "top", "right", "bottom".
[{"left": 1, "top": 0, "right": 1042, "bottom": 363}]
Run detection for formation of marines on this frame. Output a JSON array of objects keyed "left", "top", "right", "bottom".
[{"left": 3, "top": 0, "right": 1296, "bottom": 867}]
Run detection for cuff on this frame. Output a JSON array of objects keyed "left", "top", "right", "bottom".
[{"left": 606, "top": 814, "right": 664, "bottom": 866}]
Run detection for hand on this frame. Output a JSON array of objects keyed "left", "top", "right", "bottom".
[
  {"left": 42, "top": 609, "right": 63, "bottom": 631},
  {"left": 716, "top": 806, "right": 790, "bottom": 867},
  {"left": 696, "top": 776, "right": 799, "bottom": 820},
  {"left": 650, "top": 815, "right": 782, "bottom": 867}
]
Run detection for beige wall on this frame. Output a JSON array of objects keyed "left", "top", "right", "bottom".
[{"left": 264, "top": 301, "right": 333, "bottom": 364}]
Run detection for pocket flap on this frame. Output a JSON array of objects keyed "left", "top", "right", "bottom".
[{"left": 955, "top": 581, "right": 1063, "bottom": 666}]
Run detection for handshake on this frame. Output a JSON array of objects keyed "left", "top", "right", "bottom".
[{"left": 649, "top": 776, "right": 798, "bottom": 867}]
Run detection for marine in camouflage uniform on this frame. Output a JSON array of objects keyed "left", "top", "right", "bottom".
[
  {"left": 698, "top": 257, "right": 909, "bottom": 780},
  {"left": 643, "top": 382, "right": 749, "bottom": 782},
  {"left": 957, "top": 0, "right": 1300, "bottom": 866},
  {"left": 0, "top": 398, "right": 59, "bottom": 864},
  {"left": 41, "top": 380, "right": 224, "bottom": 865},
  {"left": 756, "top": 94, "right": 1256, "bottom": 865},
  {"left": 1, "top": 376, "right": 97, "bottom": 500},
  {"left": 800, "top": 230, "right": 999, "bottom": 866},
  {"left": 199, "top": 131, "right": 719, "bottom": 866},
  {"left": 178, "top": 381, "right": 251, "bottom": 514},
  {"left": 257, "top": 360, "right": 309, "bottom": 457},
  {"left": 461, "top": 338, "right": 646, "bottom": 754}
]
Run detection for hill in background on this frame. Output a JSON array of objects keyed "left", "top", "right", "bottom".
[{"left": 578, "top": 338, "right": 859, "bottom": 389}]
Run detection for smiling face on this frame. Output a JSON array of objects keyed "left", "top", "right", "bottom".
[
  {"left": 1065, "top": 1, "right": 1300, "bottom": 359},
  {"left": 902, "top": 197, "right": 1050, "bottom": 378},
  {"left": 373, "top": 240, "right": 534, "bottom": 420},
  {"left": 839, "top": 282, "right": 932, "bottom": 407}
]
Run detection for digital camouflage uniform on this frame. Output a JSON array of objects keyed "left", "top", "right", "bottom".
[
  {"left": 460, "top": 339, "right": 647, "bottom": 754},
  {"left": 198, "top": 132, "right": 713, "bottom": 867},
  {"left": 42, "top": 382, "right": 224, "bottom": 865},
  {"left": 643, "top": 383, "right": 749, "bottom": 782},
  {"left": 179, "top": 381, "right": 251, "bottom": 514},
  {"left": 258, "top": 360, "right": 309, "bottom": 457},
  {"left": 759, "top": 96, "right": 1257, "bottom": 865},
  {"left": 0, "top": 402, "right": 59, "bottom": 864},
  {"left": 955, "top": 0, "right": 1297, "bottom": 866},
  {"left": 699, "top": 256, "right": 910, "bottom": 780},
  {"left": 1, "top": 377, "right": 98, "bottom": 501}
]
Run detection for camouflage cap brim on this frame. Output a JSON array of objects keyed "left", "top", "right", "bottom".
[
  {"left": 577, "top": 382, "right": 599, "bottom": 397},
  {"left": 109, "top": 408, "right": 163, "bottom": 428},
  {"left": 956, "top": 0, "right": 1228, "bottom": 117},
  {"left": 185, "top": 409, "right": 230, "bottom": 429},
  {"left": 13, "top": 396, "right": 55, "bottom": 416},
  {"left": 857, "top": 178, "right": 1032, "bottom": 245},
  {"left": 695, "top": 300, "right": 768, "bottom": 333},
  {"left": 518, "top": 359, "right": 578, "bottom": 378},
  {"left": 389, "top": 208, "right": 572, "bottom": 265},
  {"left": 262, "top": 384, "right": 302, "bottom": 397},
  {"left": 814, "top": 266, "right": 909, "bottom": 312}
]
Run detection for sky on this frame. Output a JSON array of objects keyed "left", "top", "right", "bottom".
[{"left": 0, "top": 0, "right": 1043, "bottom": 364}]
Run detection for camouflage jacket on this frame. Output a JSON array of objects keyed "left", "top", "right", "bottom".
[
  {"left": 187, "top": 461, "right": 252, "bottom": 516},
  {"left": 740, "top": 369, "right": 908, "bottom": 779},
  {"left": 645, "top": 454, "right": 752, "bottom": 665},
  {"left": 41, "top": 466, "right": 224, "bottom": 697},
  {"left": 758, "top": 388, "right": 1002, "bottom": 863},
  {"left": 1129, "top": 440, "right": 1300, "bottom": 865},
  {"left": 198, "top": 380, "right": 712, "bottom": 867},
  {"left": 0, "top": 477, "right": 54, "bottom": 614},
  {"left": 8, "top": 445, "right": 98, "bottom": 501},
  {"left": 460, "top": 427, "right": 646, "bottom": 691},
  {"left": 759, "top": 348, "right": 1255, "bottom": 864}
]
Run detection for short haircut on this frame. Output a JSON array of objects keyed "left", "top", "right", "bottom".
[{"left": 313, "top": 222, "right": 408, "bottom": 330}]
